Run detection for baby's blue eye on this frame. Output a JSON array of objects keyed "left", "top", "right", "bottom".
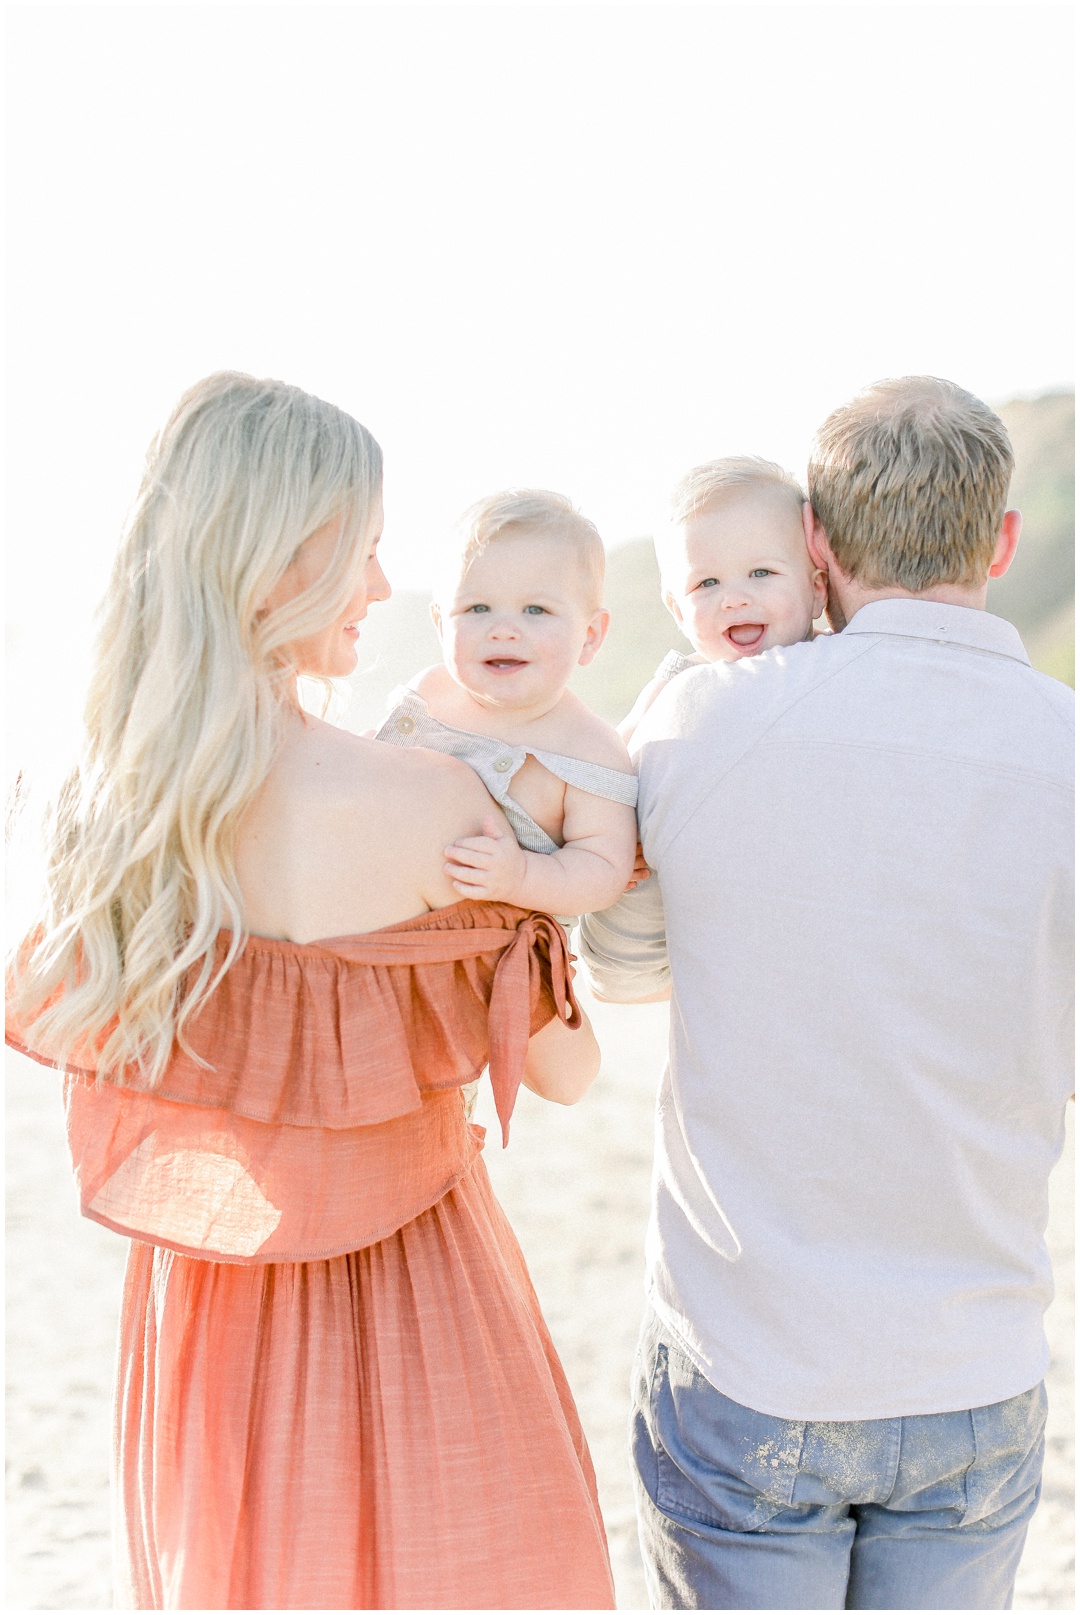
[
  {"left": 467, "top": 603, "right": 490, "bottom": 613},
  {"left": 698, "top": 578, "right": 720, "bottom": 589},
  {"left": 524, "top": 604, "right": 547, "bottom": 615},
  {"left": 750, "top": 568, "right": 772, "bottom": 579}
]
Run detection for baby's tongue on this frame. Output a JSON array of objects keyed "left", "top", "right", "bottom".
[{"left": 729, "top": 624, "right": 765, "bottom": 647}]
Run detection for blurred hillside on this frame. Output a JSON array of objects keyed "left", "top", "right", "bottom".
[
  {"left": 343, "top": 388, "right": 1074, "bottom": 732},
  {"left": 986, "top": 391, "right": 1074, "bottom": 685}
]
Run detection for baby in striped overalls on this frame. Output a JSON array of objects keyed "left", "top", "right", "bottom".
[{"left": 377, "top": 489, "right": 638, "bottom": 922}]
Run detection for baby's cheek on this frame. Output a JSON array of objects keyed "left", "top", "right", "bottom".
[
  {"left": 446, "top": 627, "right": 478, "bottom": 669},
  {"left": 784, "top": 582, "right": 819, "bottom": 635},
  {"left": 687, "top": 603, "right": 736, "bottom": 662}
]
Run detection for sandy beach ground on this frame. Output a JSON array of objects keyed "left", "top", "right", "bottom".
[{"left": 6, "top": 992, "right": 1074, "bottom": 1611}]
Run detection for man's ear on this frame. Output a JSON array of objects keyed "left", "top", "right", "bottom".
[
  {"left": 577, "top": 607, "right": 611, "bottom": 667},
  {"left": 988, "top": 509, "right": 1022, "bottom": 579},
  {"left": 429, "top": 600, "right": 443, "bottom": 636},
  {"left": 663, "top": 591, "right": 685, "bottom": 628},
  {"left": 802, "top": 501, "right": 833, "bottom": 573},
  {"left": 810, "top": 567, "right": 829, "bottom": 620}
]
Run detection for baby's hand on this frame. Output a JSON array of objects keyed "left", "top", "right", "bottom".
[{"left": 445, "top": 815, "right": 528, "bottom": 903}]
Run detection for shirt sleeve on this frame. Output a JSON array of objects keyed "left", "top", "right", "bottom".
[{"left": 577, "top": 876, "right": 670, "bottom": 1001}]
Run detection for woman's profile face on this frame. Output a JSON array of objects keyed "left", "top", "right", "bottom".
[{"left": 267, "top": 498, "right": 390, "bottom": 678}]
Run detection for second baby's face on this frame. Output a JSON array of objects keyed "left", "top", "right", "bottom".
[
  {"left": 435, "top": 530, "right": 606, "bottom": 711},
  {"left": 664, "top": 486, "right": 827, "bottom": 662}
]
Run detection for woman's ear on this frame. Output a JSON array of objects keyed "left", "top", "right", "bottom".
[{"left": 577, "top": 607, "right": 611, "bottom": 667}]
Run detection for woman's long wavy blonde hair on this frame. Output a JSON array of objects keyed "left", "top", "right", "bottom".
[{"left": 12, "top": 371, "right": 382, "bottom": 1084}]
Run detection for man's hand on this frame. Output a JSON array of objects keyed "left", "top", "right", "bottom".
[
  {"left": 445, "top": 815, "right": 528, "bottom": 902},
  {"left": 626, "top": 842, "right": 652, "bottom": 890}
]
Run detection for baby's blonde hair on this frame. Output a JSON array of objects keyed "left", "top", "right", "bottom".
[
  {"left": 657, "top": 456, "right": 806, "bottom": 587},
  {"left": 808, "top": 377, "right": 1014, "bottom": 589},
  {"left": 11, "top": 371, "right": 382, "bottom": 1087},
  {"left": 446, "top": 489, "right": 606, "bottom": 608}
]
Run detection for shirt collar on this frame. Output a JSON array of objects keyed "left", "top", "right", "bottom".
[{"left": 841, "top": 598, "right": 1031, "bottom": 665}]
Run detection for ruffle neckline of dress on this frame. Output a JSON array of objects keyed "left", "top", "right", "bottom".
[{"left": 10, "top": 901, "right": 579, "bottom": 1147}]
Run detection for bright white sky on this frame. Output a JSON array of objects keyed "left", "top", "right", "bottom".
[{"left": 6, "top": 1, "right": 1074, "bottom": 762}]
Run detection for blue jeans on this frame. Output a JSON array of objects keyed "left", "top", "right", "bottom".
[{"left": 632, "top": 1308, "right": 1046, "bottom": 1609}]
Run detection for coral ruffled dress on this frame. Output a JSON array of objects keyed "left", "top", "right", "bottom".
[{"left": 7, "top": 901, "right": 616, "bottom": 1611}]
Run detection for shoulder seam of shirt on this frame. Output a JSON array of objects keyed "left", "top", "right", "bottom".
[
  {"left": 644, "top": 636, "right": 881, "bottom": 857},
  {"left": 752, "top": 735, "right": 1074, "bottom": 792}
]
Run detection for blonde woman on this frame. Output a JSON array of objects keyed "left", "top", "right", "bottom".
[{"left": 8, "top": 373, "right": 615, "bottom": 1610}]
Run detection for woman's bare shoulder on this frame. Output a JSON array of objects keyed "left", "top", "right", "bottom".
[
  {"left": 240, "top": 719, "right": 504, "bottom": 936},
  {"left": 319, "top": 723, "right": 498, "bottom": 836}
]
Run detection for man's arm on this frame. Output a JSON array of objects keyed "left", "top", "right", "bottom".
[{"left": 577, "top": 875, "right": 670, "bottom": 1003}]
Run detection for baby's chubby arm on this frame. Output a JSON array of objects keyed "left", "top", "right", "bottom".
[
  {"left": 617, "top": 673, "right": 669, "bottom": 745},
  {"left": 445, "top": 793, "right": 638, "bottom": 914},
  {"left": 618, "top": 655, "right": 707, "bottom": 744}
]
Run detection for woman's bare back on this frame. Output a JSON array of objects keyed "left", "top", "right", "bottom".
[
  {"left": 235, "top": 710, "right": 600, "bottom": 1102},
  {"left": 236, "top": 712, "right": 507, "bottom": 942}
]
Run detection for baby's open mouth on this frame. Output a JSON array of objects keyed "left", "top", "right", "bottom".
[
  {"left": 725, "top": 623, "right": 767, "bottom": 652},
  {"left": 484, "top": 657, "right": 528, "bottom": 671}
]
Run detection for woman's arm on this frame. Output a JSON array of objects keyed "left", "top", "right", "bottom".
[
  {"left": 415, "top": 760, "right": 519, "bottom": 911},
  {"left": 521, "top": 1004, "right": 601, "bottom": 1105}
]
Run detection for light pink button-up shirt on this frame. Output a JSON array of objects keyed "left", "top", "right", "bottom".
[{"left": 580, "top": 600, "right": 1074, "bottom": 1420}]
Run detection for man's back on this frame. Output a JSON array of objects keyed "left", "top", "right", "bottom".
[{"left": 625, "top": 600, "right": 1073, "bottom": 1421}]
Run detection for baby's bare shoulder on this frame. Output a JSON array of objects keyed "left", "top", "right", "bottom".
[
  {"left": 411, "top": 664, "right": 456, "bottom": 700},
  {"left": 549, "top": 692, "right": 634, "bottom": 772}
]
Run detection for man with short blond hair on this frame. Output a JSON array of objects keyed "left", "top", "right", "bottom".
[
  {"left": 809, "top": 374, "right": 1015, "bottom": 592},
  {"left": 581, "top": 376, "right": 1073, "bottom": 1610}
]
